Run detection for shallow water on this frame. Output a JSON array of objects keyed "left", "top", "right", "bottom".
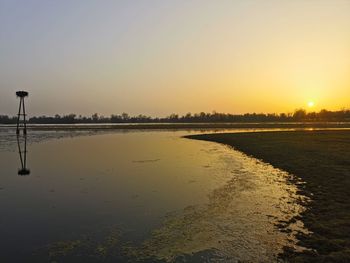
[{"left": 0, "top": 130, "right": 308, "bottom": 262}]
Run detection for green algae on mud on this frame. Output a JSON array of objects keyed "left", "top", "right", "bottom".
[{"left": 186, "top": 130, "right": 350, "bottom": 262}]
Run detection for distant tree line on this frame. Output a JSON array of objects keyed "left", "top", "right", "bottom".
[{"left": 1, "top": 109, "right": 350, "bottom": 124}]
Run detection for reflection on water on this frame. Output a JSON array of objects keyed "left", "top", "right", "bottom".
[
  {"left": 128, "top": 148, "right": 309, "bottom": 262},
  {"left": 0, "top": 130, "right": 309, "bottom": 262},
  {"left": 16, "top": 135, "right": 30, "bottom": 176}
]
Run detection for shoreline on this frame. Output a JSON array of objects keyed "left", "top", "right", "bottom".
[
  {"left": 2, "top": 122, "right": 350, "bottom": 131},
  {"left": 185, "top": 130, "right": 350, "bottom": 262}
]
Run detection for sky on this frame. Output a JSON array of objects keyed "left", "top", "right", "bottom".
[{"left": 0, "top": 0, "right": 349, "bottom": 117}]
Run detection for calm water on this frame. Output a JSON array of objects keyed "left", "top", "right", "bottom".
[{"left": 0, "top": 129, "right": 308, "bottom": 262}]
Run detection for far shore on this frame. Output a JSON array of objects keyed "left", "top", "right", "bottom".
[
  {"left": 186, "top": 130, "right": 350, "bottom": 262},
  {"left": 2, "top": 122, "right": 350, "bottom": 131}
]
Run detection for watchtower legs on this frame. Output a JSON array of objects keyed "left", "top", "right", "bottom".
[
  {"left": 22, "top": 98, "right": 27, "bottom": 135},
  {"left": 16, "top": 97, "right": 27, "bottom": 135}
]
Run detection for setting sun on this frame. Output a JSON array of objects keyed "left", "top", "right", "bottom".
[{"left": 308, "top": 101, "right": 315, "bottom": 108}]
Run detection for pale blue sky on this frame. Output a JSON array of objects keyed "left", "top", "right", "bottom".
[{"left": 1, "top": 0, "right": 349, "bottom": 116}]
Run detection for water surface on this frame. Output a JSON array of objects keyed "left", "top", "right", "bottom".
[{"left": 0, "top": 129, "right": 308, "bottom": 262}]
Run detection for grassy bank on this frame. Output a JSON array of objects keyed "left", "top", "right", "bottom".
[{"left": 186, "top": 130, "right": 350, "bottom": 262}]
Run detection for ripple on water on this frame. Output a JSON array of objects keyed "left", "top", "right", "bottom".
[
  {"left": 1, "top": 130, "right": 310, "bottom": 262},
  {"left": 45, "top": 144, "right": 310, "bottom": 262},
  {"left": 126, "top": 147, "right": 310, "bottom": 262}
]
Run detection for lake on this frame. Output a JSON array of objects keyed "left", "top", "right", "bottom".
[{"left": 0, "top": 129, "right": 308, "bottom": 262}]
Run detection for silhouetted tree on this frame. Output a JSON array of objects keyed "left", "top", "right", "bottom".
[
  {"left": 293, "top": 109, "right": 307, "bottom": 120},
  {"left": 1, "top": 108, "right": 350, "bottom": 124}
]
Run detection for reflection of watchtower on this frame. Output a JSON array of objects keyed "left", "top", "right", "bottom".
[
  {"left": 16, "top": 91, "right": 29, "bottom": 135},
  {"left": 17, "top": 135, "right": 30, "bottom": 176}
]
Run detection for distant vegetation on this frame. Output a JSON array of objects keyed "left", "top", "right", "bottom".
[{"left": 1, "top": 109, "right": 350, "bottom": 124}]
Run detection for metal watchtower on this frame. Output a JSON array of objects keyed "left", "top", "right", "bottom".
[{"left": 16, "top": 91, "right": 29, "bottom": 135}]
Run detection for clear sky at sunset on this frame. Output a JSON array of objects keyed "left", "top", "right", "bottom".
[{"left": 0, "top": 0, "right": 349, "bottom": 116}]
